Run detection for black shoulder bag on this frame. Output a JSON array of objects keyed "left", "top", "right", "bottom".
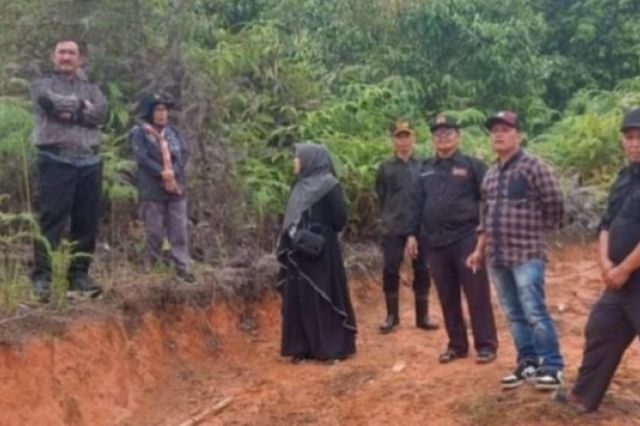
[{"left": 291, "top": 207, "right": 326, "bottom": 258}]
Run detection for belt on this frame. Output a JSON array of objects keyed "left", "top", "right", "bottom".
[{"left": 38, "top": 144, "right": 100, "bottom": 156}]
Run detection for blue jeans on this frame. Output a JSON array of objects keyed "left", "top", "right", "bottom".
[{"left": 488, "top": 259, "right": 564, "bottom": 371}]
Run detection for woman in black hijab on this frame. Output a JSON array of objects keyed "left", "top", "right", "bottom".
[{"left": 277, "top": 142, "right": 357, "bottom": 364}]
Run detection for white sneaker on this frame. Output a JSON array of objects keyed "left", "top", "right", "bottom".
[{"left": 501, "top": 362, "right": 538, "bottom": 390}]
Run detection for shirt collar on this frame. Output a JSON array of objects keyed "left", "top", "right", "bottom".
[
  {"left": 498, "top": 149, "right": 524, "bottom": 171},
  {"left": 394, "top": 154, "right": 415, "bottom": 163},
  {"left": 629, "top": 162, "right": 640, "bottom": 177},
  {"left": 435, "top": 149, "right": 462, "bottom": 164},
  {"left": 53, "top": 71, "right": 83, "bottom": 83}
]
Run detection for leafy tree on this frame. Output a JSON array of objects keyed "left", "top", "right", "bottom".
[{"left": 535, "top": 0, "right": 640, "bottom": 110}]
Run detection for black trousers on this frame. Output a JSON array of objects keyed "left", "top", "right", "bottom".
[
  {"left": 427, "top": 234, "right": 498, "bottom": 354},
  {"left": 32, "top": 154, "right": 102, "bottom": 279},
  {"left": 382, "top": 234, "right": 430, "bottom": 296},
  {"left": 572, "top": 289, "right": 640, "bottom": 411}
]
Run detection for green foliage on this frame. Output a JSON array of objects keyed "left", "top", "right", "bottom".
[
  {"left": 0, "top": 97, "right": 34, "bottom": 211},
  {"left": 101, "top": 132, "right": 136, "bottom": 202},
  {"left": 0, "top": 97, "right": 33, "bottom": 155},
  {"left": 0, "top": 0, "right": 640, "bottom": 260},
  {"left": 532, "top": 78, "right": 640, "bottom": 185},
  {"left": 0, "top": 195, "right": 36, "bottom": 313},
  {"left": 386, "top": 0, "right": 550, "bottom": 114},
  {"left": 534, "top": 0, "right": 640, "bottom": 110},
  {"left": 0, "top": 259, "right": 30, "bottom": 315},
  {"left": 48, "top": 239, "right": 89, "bottom": 308},
  {"left": 0, "top": 194, "right": 94, "bottom": 310}
]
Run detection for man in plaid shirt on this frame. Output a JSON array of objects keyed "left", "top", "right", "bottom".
[{"left": 467, "top": 111, "right": 564, "bottom": 391}]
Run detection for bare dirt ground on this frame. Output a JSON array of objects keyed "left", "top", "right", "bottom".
[{"left": 1, "top": 243, "right": 640, "bottom": 426}]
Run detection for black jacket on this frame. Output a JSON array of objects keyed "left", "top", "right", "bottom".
[
  {"left": 602, "top": 164, "right": 640, "bottom": 291},
  {"left": 30, "top": 73, "right": 108, "bottom": 150},
  {"left": 408, "top": 151, "right": 486, "bottom": 248},
  {"left": 375, "top": 155, "right": 423, "bottom": 236},
  {"left": 130, "top": 124, "right": 188, "bottom": 202}
]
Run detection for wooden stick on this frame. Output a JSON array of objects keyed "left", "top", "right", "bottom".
[{"left": 175, "top": 396, "right": 234, "bottom": 426}]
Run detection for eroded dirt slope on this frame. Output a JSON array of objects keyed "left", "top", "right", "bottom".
[{"left": 1, "top": 244, "right": 639, "bottom": 426}]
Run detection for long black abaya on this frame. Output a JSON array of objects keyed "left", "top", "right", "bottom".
[{"left": 277, "top": 184, "right": 357, "bottom": 361}]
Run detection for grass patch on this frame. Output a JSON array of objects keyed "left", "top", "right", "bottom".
[{"left": 456, "top": 389, "right": 584, "bottom": 426}]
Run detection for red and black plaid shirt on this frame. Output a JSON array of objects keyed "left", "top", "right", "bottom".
[{"left": 479, "top": 150, "right": 563, "bottom": 267}]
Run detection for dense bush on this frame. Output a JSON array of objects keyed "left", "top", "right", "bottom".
[{"left": 1, "top": 0, "right": 639, "bottom": 252}]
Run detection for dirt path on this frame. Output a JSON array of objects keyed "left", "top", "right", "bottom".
[{"left": 119, "top": 244, "right": 640, "bottom": 426}]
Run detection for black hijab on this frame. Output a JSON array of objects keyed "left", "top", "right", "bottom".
[{"left": 282, "top": 143, "right": 338, "bottom": 231}]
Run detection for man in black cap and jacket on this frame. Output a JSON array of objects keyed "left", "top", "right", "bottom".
[
  {"left": 375, "top": 119, "right": 438, "bottom": 333},
  {"left": 407, "top": 114, "right": 498, "bottom": 364},
  {"left": 555, "top": 108, "right": 640, "bottom": 412}
]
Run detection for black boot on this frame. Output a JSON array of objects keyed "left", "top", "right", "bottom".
[
  {"left": 379, "top": 292, "right": 399, "bottom": 334},
  {"left": 68, "top": 272, "right": 103, "bottom": 299},
  {"left": 32, "top": 275, "right": 51, "bottom": 303},
  {"left": 415, "top": 295, "right": 439, "bottom": 330}
]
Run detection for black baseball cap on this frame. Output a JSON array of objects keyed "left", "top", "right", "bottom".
[
  {"left": 485, "top": 111, "right": 520, "bottom": 130},
  {"left": 138, "top": 92, "right": 175, "bottom": 120},
  {"left": 429, "top": 114, "right": 460, "bottom": 132},
  {"left": 389, "top": 119, "right": 415, "bottom": 137},
  {"left": 621, "top": 108, "right": 640, "bottom": 132}
]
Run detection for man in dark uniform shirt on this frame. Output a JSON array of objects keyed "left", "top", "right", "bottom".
[
  {"left": 375, "top": 119, "right": 438, "bottom": 333},
  {"left": 555, "top": 108, "right": 640, "bottom": 412},
  {"left": 407, "top": 114, "right": 498, "bottom": 364}
]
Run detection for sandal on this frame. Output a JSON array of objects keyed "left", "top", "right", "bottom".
[{"left": 439, "top": 349, "right": 468, "bottom": 364}]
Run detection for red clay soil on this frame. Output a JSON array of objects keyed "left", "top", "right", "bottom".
[{"left": 1, "top": 243, "right": 639, "bottom": 426}]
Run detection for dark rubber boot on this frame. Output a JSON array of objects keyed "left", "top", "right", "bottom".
[
  {"left": 416, "top": 295, "right": 439, "bottom": 331},
  {"left": 379, "top": 292, "right": 399, "bottom": 334}
]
